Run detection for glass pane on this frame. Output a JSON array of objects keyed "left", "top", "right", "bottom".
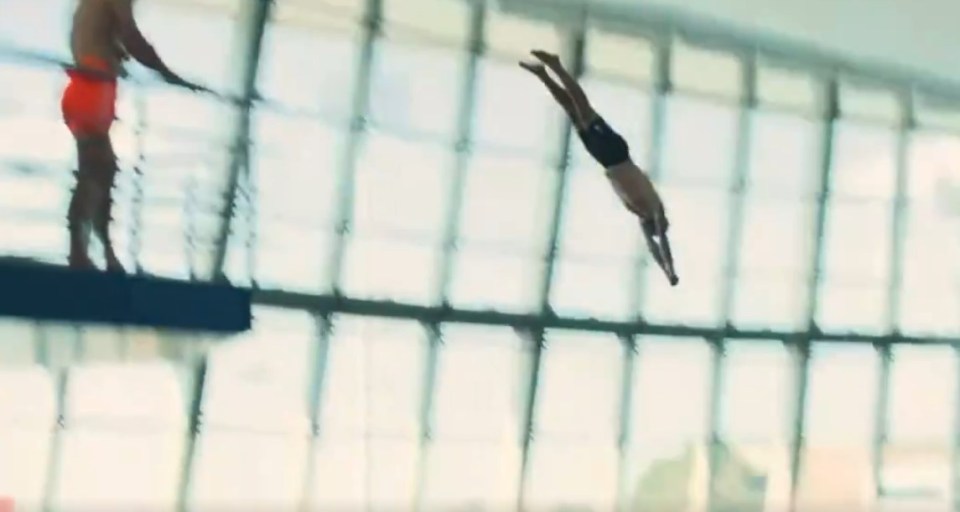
[
  {"left": 0, "top": 0, "right": 72, "bottom": 55},
  {"left": 352, "top": 134, "right": 450, "bottom": 238},
  {"left": 719, "top": 342, "right": 793, "bottom": 441},
  {"left": 626, "top": 338, "right": 712, "bottom": 509},
  {"left": 137, "top": 2, "right": 238, "bottom": 91},
  {"left": 449, "top": 249, "right": 541, "bottom": 313},
  {"left": 804, "top": 343, "right": 878, "bottom": 443},
  {"left": 320, "top": 317, "right": 425, "bottom": 436},
  {"left": 307, "top": 438, "right": 418, "bottom": 510},
  {"left": 54, "top": 363, "right": 186, "bottom": 510},
  {"left": 631, "top": 338, "right": 712, "bottom": 441},
  {"left": 201, "top": 316, "right": 314, "bottom": 432},
  {"left": 887, "top": 345, "right": 956, "bottom": 442},
  {"left": 524, "top": 442, "right": 619, "bottom": 510},
  {"left": 839, "top": 82, "right": 901, "bottom": 125},
  {"left": 671, "top": 40, "right": 743, "bottom": 99},
  {"left": 756, "top": 64, "right": 820, "bottom": 113},
  {"left": 340, "top": 235, "right": 439, "bottom": 303},
  {"left": 731, "top": 276, "right": 808, "bottom": 330},
  {"left": 898, "top": 284, "right": 960, "bottom": 336},
  {"left": 738, "top": 198, "right": 816, "bottom": 276},
  {"left": 368, "top": 41, "right": 465, "bottom": 137},
  {"left": 253, "top": 112, "right": 342, "bottom": 225},
  {"left": 255, "top": 222, "right": 333, "bottom": 292},
  {"left": 0, "top": 320, "right": 39, "bottom": 365},
  {"left": 188, "top": 432, "right": 308, "bottom": 510},
  {"left": 906, "top": 131, "right": 960, "bottom": 203},
  {"left": 816, "top": 281, "right": 888, "bottom": 333},
  {"left": 535, "top": 331, "right": 622, "bottom": 439},
  {"left": 797, "top": 343, "right": 878, "bottom": 511},
  {"left": 381, "top": 0, "right": 470, "bottom": 44},
  {"left": 901, "top": 203, "right": 960, "bottom": 284},
  {"left": 641, "top": 187, "right": 728, "bottom": 326},
  {"left": 483, "top": 11, "right": 561, "bottom": 59},
  {"left": 569, "top": 79, "right": 653, "bottom": 169},
  {"left": 748, "top": 111, "right": 823, "bottom": 197},
  {"left": 258, "top": 24, "right": 360, "bottom": 119},
  {"left": 661, "top": 96, "right": 740, "bottom": 188},
  {"left": 715, "top": 342, "right": 793, "bottom": 512},
  {"left": 473, "top": 59, "right": 565, "bottom": 154},
  {"left": 422, "top": 441, "right": 521, "bottom": 510},
  {"left": 550, "top": 257, "right": 635, "bottom": 320},
  {"left": 0, "top": 367, "right": 55, "bottom": 510},
  {"left": 822, "top": 200, "right": 893, "bottom": 283},
  {"left": 585, "top": 30, "right": 656, "bottom": 84},
  {"left": 433, "top": 324, "right": 525, "bottom": 441},
  {"left": 830, "top": 122, "right": 898, "bottom": 201},
  {"left": 458, "top": 154, "right": 554, "bottom": 250},
  {"left": 558, "top": 165, "right": 643, "bottom": 260}
]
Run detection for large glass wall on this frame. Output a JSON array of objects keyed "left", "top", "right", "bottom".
[{"left": 1, "top": 0, "right": 960, "bottom": 510}]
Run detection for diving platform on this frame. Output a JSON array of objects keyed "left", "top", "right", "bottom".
[{"left": 0, "top": 257, "right": 251, "bottom": 333}]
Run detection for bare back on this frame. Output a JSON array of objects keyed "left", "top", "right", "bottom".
[
  {"left": 605, "top": 161, "right": 663, "bottom": 219},
  {"left": 71, "top": 0, "right": 125, "bottom": 74}
]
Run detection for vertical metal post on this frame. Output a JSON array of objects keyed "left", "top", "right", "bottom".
[
  {"left": 297, "top": 0, "right": 380, "bottom": 508},
  {"left": 413, "top": 3, "right": 485, "bottom": 508},
  {"left": 210, "top": 0, "right": 273, "bottom": 280},
  {"left": 40, "top": 369, "right": 69, "bottom": 512},
  {"left": 174, "top": 359, "right": 208, "bottom": 512},
  {"left": 516, "top": 27, "right": 586, "bottom": 511},
  {"left": 614, "top": 333, "right": 637, "bottom": 511},
  {"left": 326, "top": 0, "right": 382, "bottom": 295},
  {"left": 787, "top": 76, "right": 839, "bottom": 512},
  {"left": 616, "top": 36, "right": 672, "bottom": 511},
  {"left": 705, "top": 50, "right": 755, "bottom": 512},
  {"left": 631, "top": 37, "right": 672, "bottom": 316},
  {"left": 296, "top": 315, "right": 332, "bottom": 509},
  {"left": 872, "top": 88, "right": 912, "bottom": 504}
]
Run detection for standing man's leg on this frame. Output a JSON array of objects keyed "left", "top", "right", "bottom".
[{"left": 62, "top": 70, "right": 123, "bottom": 271}]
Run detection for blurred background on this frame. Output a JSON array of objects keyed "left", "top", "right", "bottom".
[{"left": 1, "top": 0, "right": 959, "bottom": 510}]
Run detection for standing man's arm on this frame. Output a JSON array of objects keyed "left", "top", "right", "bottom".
[{"left": 110, "top": 0, "right": 204, "bottom": 91}]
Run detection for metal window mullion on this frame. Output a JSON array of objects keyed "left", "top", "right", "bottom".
[
  {"left": 296, "top": 2, "right": 381, "bottom": 509},
  {"left": 705, "top": 52, "right": 755, "bottom": 512},
  {"left": 296, "top": 316, "right": 333, "bottom": 510},
  {"left": 412, "top": 4, "right": 485, "bottom": 510},
  {"left": 252, "top": 288, "right": 960, "bottom": 345},
  {"left": 615, "top": 36, "right": 671, "bottom": 512},
  {"left": 174, "top": 359, "right": 208, "bottom": 512},
  {"left": 951, "top": 345, "right": 960, "bottom": 512},
  {"left": 871, "top": 343, "right": 892, "bottom": 501},
  {"left": 327, "top": 0, "right": 381, "bottom": 295},
  {"left": 40, "top": 368, "right": 69, "bottom": 512},
  {"left": 872, "top": 89, "right": 912, "bottom": 505},
  {"left": 614, "top": 334, "right": 637, "bottom": 512},
  {"left": 787, "top": 76, "right": 839, "bottom": 512},
  {"left": 629, "top": 36, "right": 671, "bottom": 317},
  {"left": 516, "top": 28, "right": 586, "bottom": 511},
  {"left": 210, "top": 0, "right": 272, "bottom": 280}
]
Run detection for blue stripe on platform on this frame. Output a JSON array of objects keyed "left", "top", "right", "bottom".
[{"left": 0, "top": 258, "right": 251, "bottom": 333}]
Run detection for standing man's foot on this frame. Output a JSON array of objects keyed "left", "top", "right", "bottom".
[
  {"left": 68, "top": 252, "right": 96, "bottom": 270},
  {"left": 105, "top": 254, "right": 126, "bottom": 274}
]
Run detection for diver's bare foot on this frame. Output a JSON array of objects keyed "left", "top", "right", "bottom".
[
  {"left": 519, "top": 60, "right": 547, "bottom": 76},
  {"left": 531, "top": 49, "right": 561, "bottom": 68}
]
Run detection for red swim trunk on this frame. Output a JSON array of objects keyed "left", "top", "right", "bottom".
[{"left": 61, "top": 57, "right": 117, "bottom": 137}]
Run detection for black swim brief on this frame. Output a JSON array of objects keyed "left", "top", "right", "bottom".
[{"left": 577, "top": 116, "right": 630, "bottom": 168}]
